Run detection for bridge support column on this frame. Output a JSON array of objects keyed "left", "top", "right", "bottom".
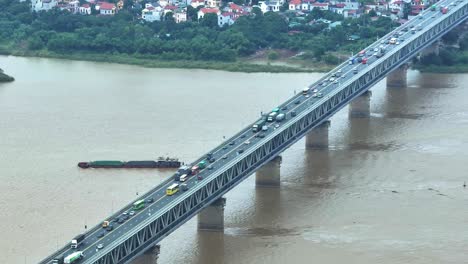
[
  {"left": 386, "top": 64, "right": 408, "bottom": 88},
  {"left": 256, "top": 156, "right": 282, "bottom": 187},
  {"left": 349, "top": 90, "right": 372, "bottom": 118},
  {"left": 305, "top": 121, "right": 330, "bottom": 149},
  {"left": 132, "top": 244, "right": 160, "bottom": 264},
  {"left": 198, "top": 197, "right": 226, "bottom": 231}
]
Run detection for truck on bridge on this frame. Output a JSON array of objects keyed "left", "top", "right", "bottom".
[
  {"left": 252, "top": 119, "right": 267, "bottom": 132},
  {"left": 64, "top": 251, "right": 84, "bottom": 264},
  {"left": 70, "top": 234, "right": 85, "bottom": 249}
]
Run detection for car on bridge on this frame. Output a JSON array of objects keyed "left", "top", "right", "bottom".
[{"left": 96, "top": 243, "right": 104, "bottom": 251}]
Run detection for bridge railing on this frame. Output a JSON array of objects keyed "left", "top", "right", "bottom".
[{"left": 41, "top": 2, "right": 467, "bottom": 263}]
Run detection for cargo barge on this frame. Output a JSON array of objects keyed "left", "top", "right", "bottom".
[{"left": 78, "top": 157, "right": 181, "bottom": 169}]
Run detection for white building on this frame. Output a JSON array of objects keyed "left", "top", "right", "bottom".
[
  {"left": 197, "top": 7, "right": 220, "bottom": 20},
  {"left": 97, "top": 2, "right": 116, "bottom": 15},
  {"left": 258, "top": 0, "right": 281, "bottom": 13},
  {"left": 191, "top": 0, "right": 204, "bottom": 8},
  {"left": 142, "top": 6, "right": 163, "bottom": 21},
  {"left": 174, "top": 10, "right": 187, "bottom": 23},
  {"left": 79, "top": 4, "right": 92, "bottom": 14},
  {"left": 311, "top": 2, "right": 329, "bottom": 11},
  {"left": 205, "top": 0, "right": 221, "bottom": 7},
  {"left": 289, "top": 0, "right": 301, "bottom": 10},
  {"left": 31, "top": 0, "right": 58, "bottom": 12},
  {"left": 218, "top": 12, "right": 235, "bottom": 27}
]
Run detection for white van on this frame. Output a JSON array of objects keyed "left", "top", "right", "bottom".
[{"left": 179, "top": 174, "right": 188, "bottom": 182}]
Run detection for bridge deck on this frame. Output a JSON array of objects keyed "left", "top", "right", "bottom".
[{"left": 40, "top": 1, "right": 467, "bottom": 263}]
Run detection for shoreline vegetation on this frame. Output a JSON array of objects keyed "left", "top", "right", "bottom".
[
  {"left": 0, "top": 68, "right": 14, "bottom": 82},
  {"left": 3, "top": 45, "right": 467, "bottom": 74},
  {"left": 1, "top": 1, "right": 466, "bottom": 74},
  {"left": 0, "top": 1, "right": 396, "bottom": 74},
  {"left": 0, "top": 47, "right": 333, "bottom": 73}
]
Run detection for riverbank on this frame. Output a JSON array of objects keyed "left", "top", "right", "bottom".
[
  {"left": 0, "top": 68, "right": 14, "bottom": 82},
  {"left": 414, "top": 64, "right": 468, "bottom": 73},
  {"left": 0, "top": 46, "right": 324, "bottom": 73}
]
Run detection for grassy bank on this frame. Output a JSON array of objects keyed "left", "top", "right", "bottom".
[
  {"left": 0, "top": 45, "right": 318, "bottom": 73},
  {"left": 0, "top": 68, "right": 14, "bottom": 82},
  {"left": 414, "top": 64, "right": 468, "bottom": 73}
]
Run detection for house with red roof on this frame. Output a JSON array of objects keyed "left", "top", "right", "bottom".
[
  {"left": 289, "top": 0, "right": 301, "bottom": 11},
  {"left": 142, "top": 3, "right": 163, "bottom": 22},
  {"left": 96, "top": 2, "right": 116, "bottom": 15},
  {"left": 197, "top": 7, "right": 220, "bottom": 19},
  {"left": 218, "top": 12, "right": 235, "bottom": 27},
  {"left": 311, "top": 2, "right": 328, "bottom": 10},
  {"left": 301, "top": 0, "right": 314, "bottom": 11},
  {"left": 344, "top": 9, "right": 358, "bottom": 18},
  {"left": 228, "top": 2, "right": 243, "bottom": 12},
  {"left": 329, "top": 3, "right": 346, "bottom": 14},
  {"left": 79, "top": 3, "right": 92, "bottom": 14}
]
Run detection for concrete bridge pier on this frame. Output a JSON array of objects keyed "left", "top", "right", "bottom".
[
  {"left": 386, "top": 64, "right": 408, "bottom": 88},
  {"left": 255, "top": 156, "right": 282, "bottom": 187},
  {"left": 305, "top": 121, "right": 330, "bottom": 149},
  {"left": 349, "top": 90, "right": 372, "bottom": 118},
  {"left": 131, "top": 244, "right": 160, "bottom": 264},
  {"left": 198, "top": 197, "right": 226, "bottom": 231}
]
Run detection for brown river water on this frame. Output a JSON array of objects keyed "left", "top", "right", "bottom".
[{"left": 0, "top": 55, "right": 467, "bottom": 264}]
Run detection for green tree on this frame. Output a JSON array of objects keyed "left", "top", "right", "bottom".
[
  {"left": 402, "top": 2, "right": 411, "bottom": 19},
  {"left": 268, "top": 50, "right": 279, "bottom": 60},
  {"left": 187, "top": 6, "right": 198, "bottom": 21},
  {"left": 28, "top": 35, "right": 44, "bottom": 50},
  {"left": 442, "top": 30, "right": 458, "bottom": 44},
  {"left": 165, "top": 12, "right": 174, "bottom": 22},
  {"left": 200, "top": 13, "right": 218, "bottom": 29},
  {"left": 323, "top": 54, "right": 339, "bottom": 64},
  {"left": 459, "top": 35, "right": 468, "bottom": 51}
]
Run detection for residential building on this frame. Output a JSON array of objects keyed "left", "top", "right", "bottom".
[
  {"left": 218, "top": 12, "right": 235, "bottom": 26},
  {"left": 301, "top": 0, "right": 314, "bottom": 11},
  {"left": 174, "top": 10, "right": 187, "bottom": 23},
  {"left": 117, "top": 0, "right": 124, "bottom": 9},
  {"left": 191, "top": 0, "right": 205, "bottom": 8},
  {"left": 159, "top": 0, "right": 169, "bottom": 7},
  {"left": 164, "top": 5, "right": 178, "bottom": 17},
  {"left": 258, "top": 0, "right": 281, "bottom": 13},
  {"left": 330, "top": 3, "right": 346, "bottom": 14},
  {"left": 79, "top": 4, "right": 92, "bottom": 14},
  {"left": 343, "top": 9, "right": 358, "bottom": 18},
  {"left": 197, "top": 7, "right": 220, "bottom": 19},
  {"left": 57, "top": 0, "right": 79, "bottom": 12},
  {"left": 289, "top": 0, "right": 301, "bottom": 11},
  {"left": 97, "top": 2, "right": 117, "bottom": 15},
  {"left": 142, "top": 5, "right": 163, "bottom": 21},
  {"left": 228, "top": 2, "right": 243, "bottom": 12},
  {"left": 31, "top": 0, "right": 58, "bottom": 12},
  {"left": 205, "top": 0, "right": 221, "bottom": 8},
  {"left": 311, "top": 2, "right": 329, "bottom": 10}
]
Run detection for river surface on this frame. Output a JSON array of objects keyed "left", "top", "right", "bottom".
[{"left": 1, "top": 55, "right": 467, "bottom": 264}]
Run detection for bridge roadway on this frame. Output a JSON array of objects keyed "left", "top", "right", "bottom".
[{"left": 41, "top": 1, "right": 467, "bottom": 263}]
